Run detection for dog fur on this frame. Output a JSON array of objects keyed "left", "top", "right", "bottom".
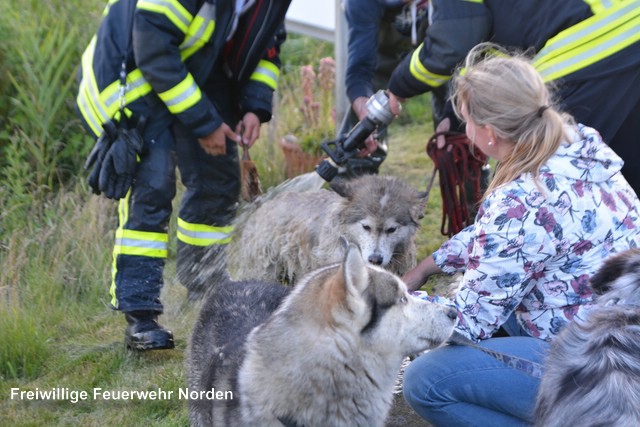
[
  {"left": 187, "top": 241, "right": 456, "bottom": 426},
  {"left": 535, "top": 248, "right": 640, "bottom": 426},
  {"left": 228, "top": 174, "right": 426, "bottom": 284}
]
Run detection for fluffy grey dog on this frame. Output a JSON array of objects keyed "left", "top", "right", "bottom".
[
  {"left": 187, "top": 241, "right": 456, "bottom": 426},
  {"left": 228, "top": 174, "right": 426, "bottom": 284},
  {"left": 535, "top": 248, "right": 640, "bottom": 426}
]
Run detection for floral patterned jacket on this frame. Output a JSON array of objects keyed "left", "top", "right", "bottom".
[{"left": 434, "top": 124, "right": 640, "bottom": 341}]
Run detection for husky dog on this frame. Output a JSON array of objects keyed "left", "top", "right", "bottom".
[
  {"left": 229, "top": 174, "right": 426, "bottom": 284},
  {"left": 535, "top": 248, "right": 640, "bottom": 427},
  {"left": 187, "top": 241, "right": 456, "bottom": 427}
]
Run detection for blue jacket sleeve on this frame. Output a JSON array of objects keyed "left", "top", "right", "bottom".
[
  {"left": 344, "top": 0, "right": 387, "bottom": 103},
  {"left": 133, "top": 0, "right": 222, "bottom": 138},
  {"left": 388, "top": 0, "right": 490, "bottom": 98}
]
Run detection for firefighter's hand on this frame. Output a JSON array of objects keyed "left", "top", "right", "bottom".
[
  {"left": 198, "top": 123, "right": 240, "bottom": 156},
  {"left": 386, "top": 90, "right": 404, "bottom": 116},
  {"left": 352, "top": 96, "right": 369, "bottom": 121},
  {"left": 236, "top": 112, "right": 260, "bottom": 148},
  {"left": 351, "top": 97, "right": 379, "bottom": 157}
]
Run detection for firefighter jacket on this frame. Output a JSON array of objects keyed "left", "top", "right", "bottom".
[
  {"left": 77, "top": 0, "right": 289, "bottom": 139},
  {"left": 388, "top": 0, "right": 640, "bottom": 98}
]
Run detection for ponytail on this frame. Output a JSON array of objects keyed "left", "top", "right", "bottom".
[{"left": 451, "top": 43, "right": 574, "bottom": 199}]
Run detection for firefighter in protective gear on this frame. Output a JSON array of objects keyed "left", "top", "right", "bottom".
[
  {"left": 76, "top": 0, "right": 291, "bottom": 350},
  {"left": 387, "top": 0, "right": 640, "bottom": 194}
]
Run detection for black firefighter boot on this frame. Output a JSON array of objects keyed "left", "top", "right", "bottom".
[{"left": 124, "top": 311, "right": 175, "bottom": 351}]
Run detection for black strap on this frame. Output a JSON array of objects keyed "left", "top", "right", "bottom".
[
  {"left": 448, "top": 331, "right": 544, "bottom": 379},
  {"left": 118, "top": 0, "right": 139, "bottom": 117}
]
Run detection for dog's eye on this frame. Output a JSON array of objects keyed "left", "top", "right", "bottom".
[
  {"left": 386, "top": 227, "right": 397, "bottom": 234},
  {"left": 362, "top": 224, "right": 371, "bottom": 232},
  {"left": 399, "top": 296, "right": 408, "bottom": 304}
]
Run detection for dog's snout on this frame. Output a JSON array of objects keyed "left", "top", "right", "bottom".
[
  {"left": 446, "top": 307, "right": 458, "bottom": 320},
  {"left": 368, "top": 253, "right": 384, "bottom": 265}
]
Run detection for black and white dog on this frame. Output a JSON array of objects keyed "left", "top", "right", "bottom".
[{"left": 535, "top": 248, "right": 640, "bottom": 426}]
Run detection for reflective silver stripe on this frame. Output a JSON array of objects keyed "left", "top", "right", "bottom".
[
  {"left": 538, "top": 27, "right": 637, "bottom": 79},
  {"left": 163, "top": 81, "right": 198, "bottom": 109},
  {"left": 254, "top": 64, "right": 278, "bottom": 82},
  {"left": 138, "top": 0, "right": 191, "bottom": 33},
  {"left": 115, "top": 238, "right": 168, "bottom": 250},
  {"left": 103, "top": 74, "right": 150, "bottom": 109},
  {"left": 82, "top": 38, "right": 110, "bottom": 122},
  {"left": 181, "top": 2, "right": 215, "bottom": 51},
  {"left": 177, "top": 226, "right": 232, "bottom": 241},
  {"left": 535, "top": 2, "right": 637, "bottom": 62}
]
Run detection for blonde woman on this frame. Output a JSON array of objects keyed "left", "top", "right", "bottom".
[{"left": 401, "top": 44, "right": 640, "bottom": 426}]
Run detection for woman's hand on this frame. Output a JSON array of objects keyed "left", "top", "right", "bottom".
[{"left": 402, "top": 255, "right": 442, "bottom": 292}]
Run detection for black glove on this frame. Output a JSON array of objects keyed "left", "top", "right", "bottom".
[
  {"left": 84, "top": 120, "right": 118, "bottom": 195},
  {"left": 98, "top": 117, "right": 146, "bottom": 200}
]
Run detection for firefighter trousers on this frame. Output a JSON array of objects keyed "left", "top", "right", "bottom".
[{"left": 110, "top": 120, "right": 240, "bottom": 313}]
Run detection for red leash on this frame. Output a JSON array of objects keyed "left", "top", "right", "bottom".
[{"left": 425, "top": 131, "right": 488, "bottom": 236}]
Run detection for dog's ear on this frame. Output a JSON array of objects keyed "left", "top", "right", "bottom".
[
  {"left": 342, "top": 242, "right": 369, "bottom": 296},
  {"left": 590, "top": 248, "right": 640, "bottom": 295}
]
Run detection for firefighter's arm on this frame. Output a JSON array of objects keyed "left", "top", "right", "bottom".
[
  {"left": 133, "top": 0, "right": 224, "bottom": 139},
  {"left": 344, "top": 0, "right": 385, "bottom": 103},
  {"left": 388, "top": 0, "right": 490, "bottom": 99}
]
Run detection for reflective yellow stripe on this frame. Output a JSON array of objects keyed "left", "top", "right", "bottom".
[
  {"left": 77, "top": 37, "right": 111, "bottom": 136},
  {"left": 112, "top": 192, "right": 169, "bottom": 258},
  {"left": 181, "top": 2, "right": 216, "bottom": 61},
  {"left": 158, "top": 73, "right": 202, "bottom": 114},
  {"left": 409, "top": 43, "right": 451, "bottom": 87},
  {"left": 462, "top": 0, "right": 483, "bottom": 3},
  {"left": 77, "top": 36, "right": 153, "bottom": 136},
  {"left": 137, "top": 0, "right": 192, "bottom": 34},
  {"left": 250, "top": 60, "right": 280, "bottom": 90},
  {"left": 177, "top": 218, "right": 234, "bottom": 246},
  {"left": 114, "top": 229, "right": 169, "bottom": 258},
  {"left": 110, "top": 191, "right": 131, "bottom": 308},
  {"left": 534, "top": 1, "right": 640, "bottom": 82}
]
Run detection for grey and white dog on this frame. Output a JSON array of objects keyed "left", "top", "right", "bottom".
[
  {"left": 228, "top": 174, "right": 426, "bottom": 284},
  {"left": 535, "top": 248, "right": 640, "bottom": 427},
  {"left": 187, "top": 241, "right": 456, "bottom": 426}
]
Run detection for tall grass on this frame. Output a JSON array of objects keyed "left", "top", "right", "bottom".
[{"left": 0, "top": 0, "right": 103, "bottom": 233}]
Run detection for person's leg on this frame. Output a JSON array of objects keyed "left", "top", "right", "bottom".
[
  {"left": 174, "top": 121, "right": 240, "bottom": 300},
  {"left": 112, "top": 125, "right": 177, "bottom": 350},
  {"left": 403, "top": 337, "right": 549, "bottom": 427}
]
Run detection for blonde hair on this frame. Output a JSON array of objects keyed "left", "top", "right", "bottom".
[{"left": 452, "top": 43, "right": 574, "bottom": 199}]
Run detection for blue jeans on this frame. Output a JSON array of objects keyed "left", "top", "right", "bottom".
[{"left": 403, "top": 321, "right": 550, "bottom": 426}]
